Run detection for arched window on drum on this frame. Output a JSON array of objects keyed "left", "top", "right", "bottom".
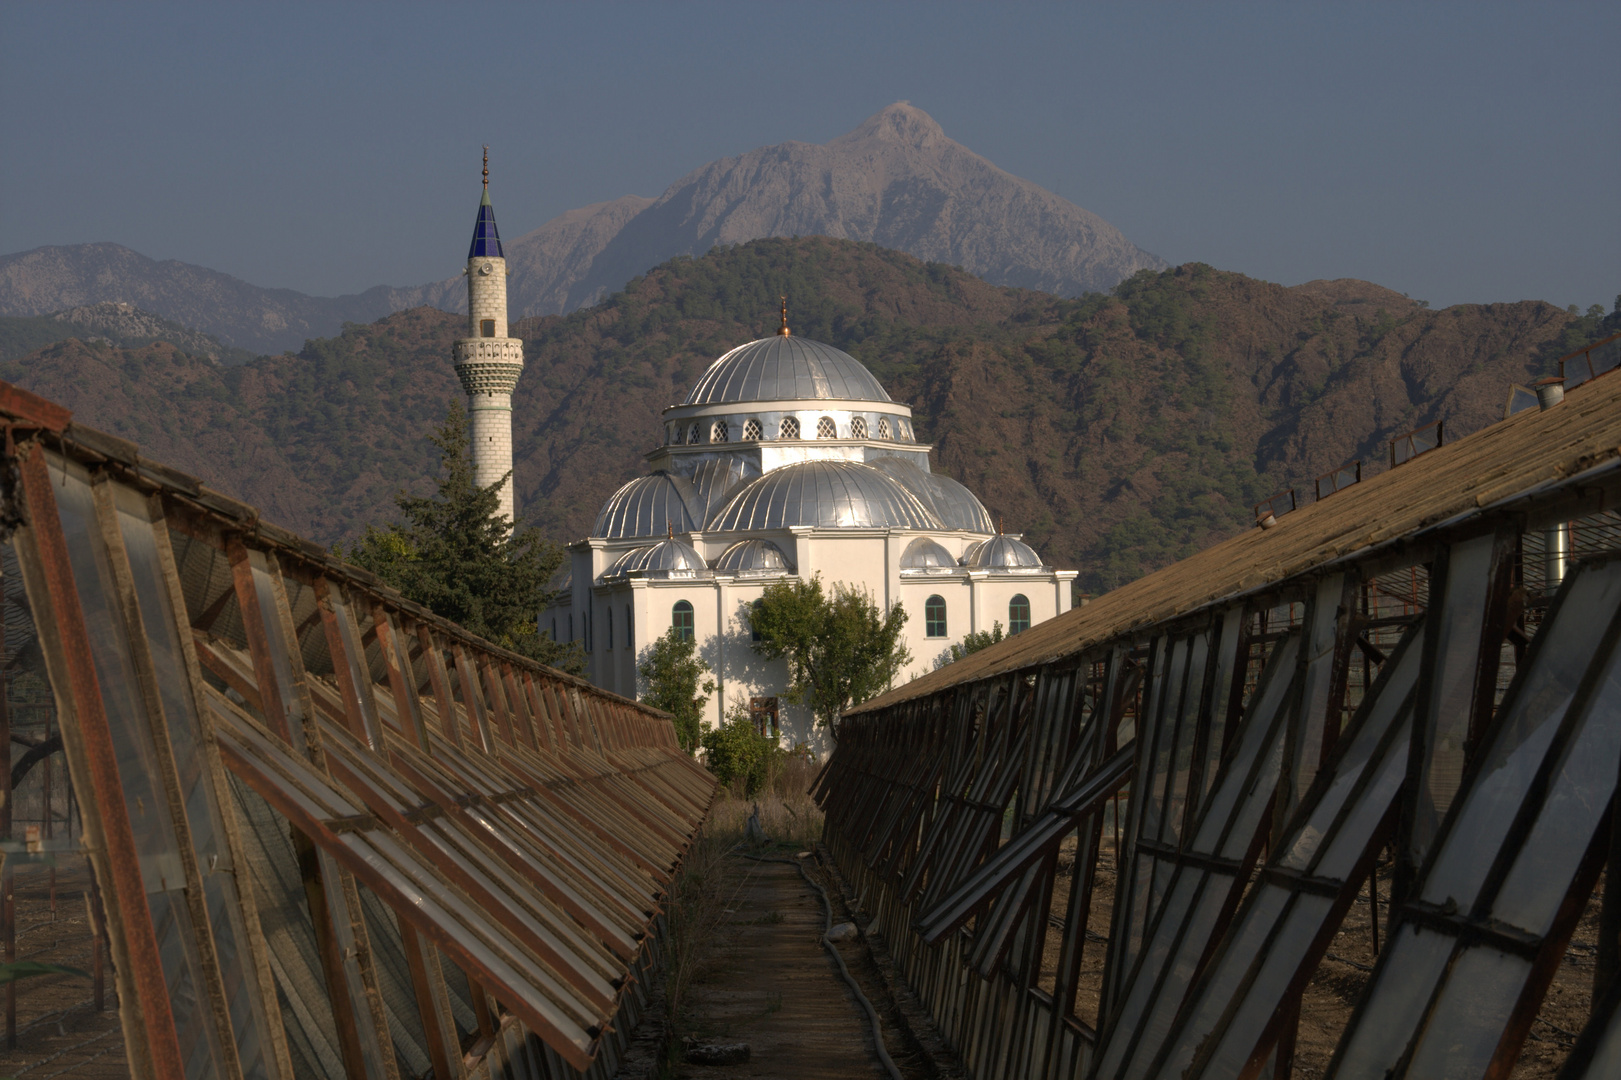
[
  {"left": 672, "top": 600, "right": 695, "bottom": 642},
  {"left": 1008, "top": 594, "right": 1031, "bottom": 635},
  {"left": 925, "top": 595, "right": 948, "bottom": 638},
  {"left": 816, "top": 416, "right": 837, "bottom": 439},
  {"left": 851, "top": 417, "right": 868, "bottom": 439},
  {"left": 711, "top": 420, "right": 729, "bottom": 443},
  {"left": 780, "top": 416, "right": 801, "bottom": 439}
]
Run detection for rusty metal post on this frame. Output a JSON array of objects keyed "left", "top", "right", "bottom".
[{"left": 0, "top": 596, "right": 11, "bottom": 1049}]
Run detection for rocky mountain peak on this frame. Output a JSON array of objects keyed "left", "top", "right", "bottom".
[{"left": 832, "top": 102, "right": 948, "bottom": 151}]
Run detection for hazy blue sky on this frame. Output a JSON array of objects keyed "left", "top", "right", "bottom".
[{"left": 3, "top": 2, "right": 1615, "bottom": 309}]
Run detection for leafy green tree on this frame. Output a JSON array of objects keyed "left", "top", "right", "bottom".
[
  {"left": 700, "top": 706, "right": 779, "bottom": 795},
  {"left": 637, "top": 628, "right": 715, "bottom": 753},
  {"left": 343, "top": 401, "right": 580, "bottom": 672},
  {"left": 940, "top": 621, "right": 1006, "bottom": 667},
  {"left": 748, "top": 575, "right": 911, "bottom": 734}
]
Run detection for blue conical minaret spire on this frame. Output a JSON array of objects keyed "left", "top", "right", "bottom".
[
  {"left": 454, "top": 145, "right": 523, "bottom": 528},
  {"left": 468, "top": 146, "right": 505, "bottom": 259}
]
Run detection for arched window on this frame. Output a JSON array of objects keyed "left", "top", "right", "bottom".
[
  {"left": 625, "top": 604, "right": 633, "bottom": 648},
  {"left": 780, "top": 416, "right": 801, "bottom": 439},
  {"left": 672, "top": 600, "right": 695, "bottom": 642},
  {"left": 551, "top": 618, "right": 557, "bottom": 641},
  {"left": 751, "top": 598, "right": 764, "bottom": 642},
  {"left": 688, "top": 422, "right": 701, "bottom": 444},
  {"left": 816, "top": 416, "right": 837, "bottom": 439},
  {"left": 742, "top": 418, "right": 762, "bottom": 441},
  {"left": 671, "top": 423, "right": 684, "bottom": 445},
  {"left": 877, "top": 417, "right": 891, "bottom": 440},
  {"left": 568, "top": 613, "right": 574, "bottom": 641},
  {"left": 606, "top": 607, "right": 613, "bottom": 651},
  {"left": 1009, "top": 594, "right": 1031, "bottom": 635},
  {"left": 925, "top": 595, "right": 948, "bottom": 638},
  {"left": 851, "top": 417, "right": 868, "bottom": 439},
  {"left": 711, "top": 420, "right": 729, "bottom": 443}
]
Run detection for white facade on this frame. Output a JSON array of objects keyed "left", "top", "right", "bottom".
[
  {"left": 453, "top": 160, "right": 524, "bottom": 525},
  {"left": 542, "top": 328, "right": 1077, "bottom": 753}
]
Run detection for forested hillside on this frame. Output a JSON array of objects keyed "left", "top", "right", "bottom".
[{"left": 3, "top": 237, "right": 1610, "bottom": 592}]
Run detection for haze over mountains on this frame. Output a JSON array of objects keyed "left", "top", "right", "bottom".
[
  {"left": 0, "top": 104, "right": 1163, "bottom": 354},
  {"left": 1, "top": 237, "right": 1606, "bottom": 592}
]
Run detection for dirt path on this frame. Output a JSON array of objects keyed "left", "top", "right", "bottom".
[{"left": 676, "top": 853, "right": 895, "bottom": 1079}]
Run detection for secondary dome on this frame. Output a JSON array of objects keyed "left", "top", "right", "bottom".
[
  {"left": 870, "top": 458, "right": 995, "bottom": 534},
  {"left": 900, "top": 537, "right": 956, "bottom": 573},
  {"left": 603, "top": 539, "right": 709, "bottom": 580},
  {"left": 708, "top": 460, "right": 939, "bottom": 532},
  {"left": 965, "top": 534, "right": 1045, "bottom": 572},
  {"left": 714, "top": 539, "right": 795, "bottom": 576},
  {"left": 684, "top": 336, "right": 892, "bottom": 405},
  {"left": 592, "top": 473, "right": 704, "bottom": 538}
]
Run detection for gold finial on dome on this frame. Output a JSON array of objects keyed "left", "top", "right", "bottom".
[
  {"left": 482, "top": 146, "right": 489, "bottom": 190},
  {"left": 777, "top": 295, "right": 790, "bottom": 336}
]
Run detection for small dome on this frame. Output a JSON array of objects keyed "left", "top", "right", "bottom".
[
  {"left": 900, "top": 537, "right": 957, "bottom": 573},
  {"left": 870, "top": 458, "right": 994, "bottom": 534},
  {"left": 684, "top": 336, "right": 892, "bottom": 405},
  {"left": 714, "top": 539, "right": 795, "bottom": 576},
  {"left": 603, "top": 539, "right": 710, "bottom": 580},
  {"left": 965, "top": 534, "right": 1045, "bottom": 572},
  {"left": 592, "top": 473, "right": 704, "bottom": 538},
  {"left": 708, "top": 460, "right": 940, "bottom": 532}
]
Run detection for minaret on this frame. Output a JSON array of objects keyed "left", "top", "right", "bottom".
[{"left": 453, "top": 147, "right": 525, "bottom": 526}]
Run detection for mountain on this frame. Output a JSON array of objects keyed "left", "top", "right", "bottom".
[
  {"left": 0, "top": 242, "right": 429, "bottom": 355},
  {"left": 1, "top": 238, "right": 1605, "bottom": 592},
  {"left": 0, "top": 301, "right": 257, "bottom": 365},
  {"left": 438, "top": 102, "right": 1165, "bottom": 318},
  {"left": 0, "top": 104, "right": 1161, "bottom": 349}
]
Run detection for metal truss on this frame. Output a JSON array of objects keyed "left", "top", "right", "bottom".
[
  {"left": 0, "top": 381, "right": 715, "bottom": 1079},
  {"left": 818, "top": 363, "right": 1621, "bottom": 1079}
]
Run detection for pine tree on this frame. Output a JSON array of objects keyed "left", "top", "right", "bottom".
[{"left": 345, "top": 401, "right": 581, "bottom": 673}]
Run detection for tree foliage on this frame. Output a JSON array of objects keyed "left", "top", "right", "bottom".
[
  {"left": 637, "top": 628, "right": 714, "bottom": 754},
  {"left": 343, "top": 401, "right": 580, "bottom": 672},
  {"left": 748, "top": 575, "right": 911, "bottom": 734},
  {"left": 939, "top": 621, "right": 1006, "bottom": 667},
  {"left": 700, "top": 707, "right": 780, "bottom": 795}
]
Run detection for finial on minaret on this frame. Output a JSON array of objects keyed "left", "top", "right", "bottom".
[
  {"left": 667, "top": 522, "right": 674, "bottom": 540},
  {"left": 998, "top": 516, "right": 1004, "bottom": 534},
  {"left": 482, "top": 146, "right": 489, "bottom": 190},
  {"left": 777, "top": 295, "right": 791, "bottom": 336}
]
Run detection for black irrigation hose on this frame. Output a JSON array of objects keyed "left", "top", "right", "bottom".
[{"left": 741, "top": 851, "right": 905, "bottom": 1080}]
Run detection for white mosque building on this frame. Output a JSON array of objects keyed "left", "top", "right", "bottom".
[{"left": 539, "top": 301, "right": 1078, "bottom": 751}]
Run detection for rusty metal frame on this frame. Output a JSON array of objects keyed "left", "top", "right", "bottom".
[{"left": 0, "top": 382, "right": 714, "bottom": 1080}]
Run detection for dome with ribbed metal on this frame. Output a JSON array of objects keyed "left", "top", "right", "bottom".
[
  {"left": 602, "top": 539, "right": 710, "bottom": 580},
  {"left": 869, "top": 458, "right": 994, "bottom": 534},
  {"left": 714, "top": 539, "right": 795, "bottom": 576},
  {"left": 592, "top": 473, "right": 704, "bottom": 538},
  {"left": 708, "top": 460, "right": 939, "bottom": 532},
  {"left": 684, "top": 336, "right": 892, "bottom": 405},
  {"left": 965, "top": 534, "right": 1045, "bottom": 572},
  {"left": 900, "top": 537, "right": 957, "bottom": 573}
]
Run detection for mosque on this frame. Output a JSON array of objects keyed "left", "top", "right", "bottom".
[{"left": 454, "top": 160, "right": 1076, "bottom": 752}]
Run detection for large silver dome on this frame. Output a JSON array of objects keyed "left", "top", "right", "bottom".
[
  {"left": 708, "top": 460, "right": 939, "bottom": 532},
  {"left": 684, "top": 336, "right": 892, "bottom": 405},
  {"left": 592, "top": 473, "right": 704, "bottom": 538},
  {"left": 870, "top": 458, "right": 995, "bottom": 534}
]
